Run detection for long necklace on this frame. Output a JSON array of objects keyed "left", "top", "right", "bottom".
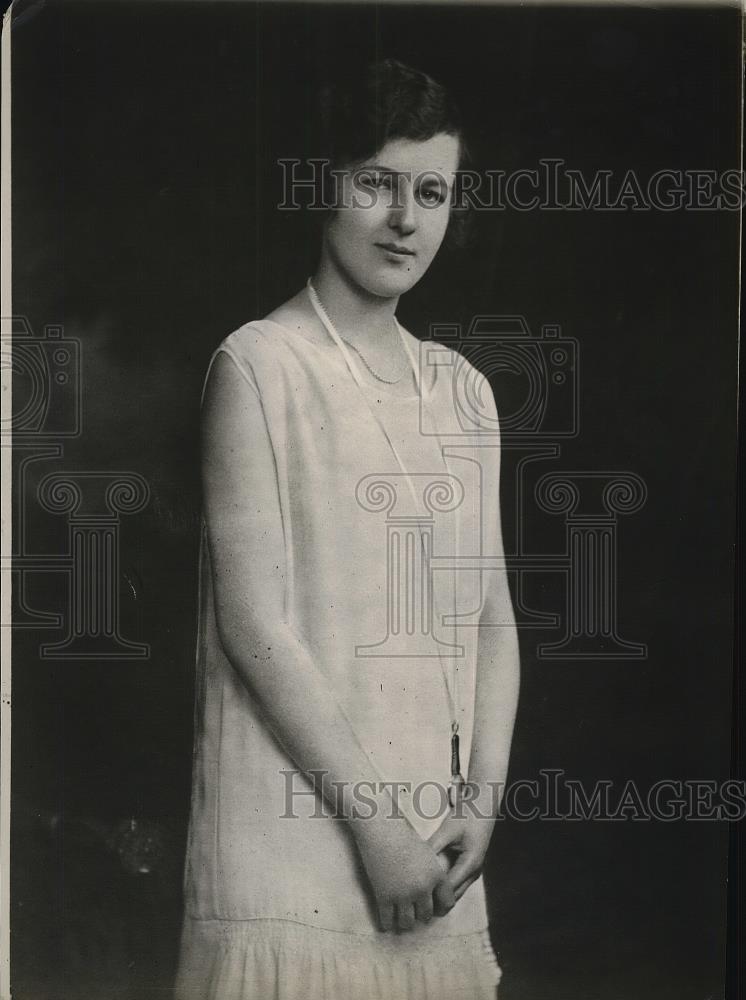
[
  {"left": 306, "top": 278, "right": 465, "bottom": 808},
  {"left": 339, "top": 335, "right": 408, "bottom": 385}
]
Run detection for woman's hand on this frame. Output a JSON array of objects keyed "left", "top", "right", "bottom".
[
  {"left": 351, "top": 814, "right": 451, "bottom": 933},
  {"left": 427, "top": 809, "right": 496, "bottom": 912}
]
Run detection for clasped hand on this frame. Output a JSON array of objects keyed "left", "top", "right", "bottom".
[{"left": 353, "top": 809, "right": 494, "bottom": 933}]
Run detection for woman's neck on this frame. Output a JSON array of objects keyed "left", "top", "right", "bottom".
[{"left": 310, "top": 260, "right": 400, "bottom": 354}]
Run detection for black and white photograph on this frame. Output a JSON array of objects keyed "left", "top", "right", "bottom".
[{"left": 1, "top": 1, "right": 743, "bottom": 998}]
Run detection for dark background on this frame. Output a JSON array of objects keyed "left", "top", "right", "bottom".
[{"left": 9, "top": 1, "right": 742, "bottom": 998}]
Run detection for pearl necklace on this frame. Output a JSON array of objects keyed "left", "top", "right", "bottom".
[
  {"left": 339, "top": 336, "right": 408, "bottom": 385},
  {"left": 306, "top": 278, "right": 466, "bottom": 809},
  {"left": 305, "top": 284, "right": 409, "bottom": 384}
]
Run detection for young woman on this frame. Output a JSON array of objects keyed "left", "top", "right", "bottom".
[{"left": 175, "top": 59, "right": 520, "bottom": 1000}]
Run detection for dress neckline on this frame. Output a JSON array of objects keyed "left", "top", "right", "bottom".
[{"left": 255, "top": 317, "right": 425, "bottom": 401}]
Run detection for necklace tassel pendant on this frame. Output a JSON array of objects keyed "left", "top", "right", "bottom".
[{"left": 449, "top": 726, "right": 465, "bottom": 808}]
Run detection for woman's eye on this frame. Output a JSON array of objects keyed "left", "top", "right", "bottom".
[{"left": 419, "top": 186, "right": 447, "bottom": 206}]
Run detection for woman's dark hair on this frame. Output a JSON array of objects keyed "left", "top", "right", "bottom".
[{"left": 307, "top": 58, "right": 474, "bottom": 249}]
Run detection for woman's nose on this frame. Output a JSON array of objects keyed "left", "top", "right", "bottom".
[{"left": 388, "top": 183, "right": 417, "bottom": 234}]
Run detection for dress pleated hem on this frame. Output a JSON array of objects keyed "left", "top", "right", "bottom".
[{"left": 175, "top": 916, "right": 502, "bottom": 1000}]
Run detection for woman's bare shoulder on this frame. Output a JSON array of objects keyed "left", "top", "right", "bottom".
[
  {"left": 262, "top": 291, "right": 329, "bottom": 347},
  {"left": 215, "top": 290, "right": 316, "bottom": 361}
]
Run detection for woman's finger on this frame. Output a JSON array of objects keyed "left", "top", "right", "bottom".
[
  {"left": 436, "top": 849, "right": 451, "bottom": 874},
  {"left": 428, "top": 818, "right": 460, "bottom": 855},
  {"left": 453, "top": 872, "right": 480, "bottom": 902},
  {"left": 378, "top": 901, "right": 394, "bottom": 933},
  {"left": 397, "top": 902, "right": 415, "bottom": 932},
  {"left": 434, "top": 878, "right": 456, "bottom": 915},
  {"left": 414, "top": 893, "right": 434, "bottom": 924},
  {"left": 444, "top": 851, "right": 479, "bottom": 894}
]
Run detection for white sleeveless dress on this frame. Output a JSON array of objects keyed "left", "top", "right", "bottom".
[{"left": 175, "top": 313, "right": 504, "bottom": 999}]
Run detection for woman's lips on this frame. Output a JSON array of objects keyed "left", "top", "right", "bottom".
[{"left": 375, "top": 243, "right": 416, "bottom": 258}]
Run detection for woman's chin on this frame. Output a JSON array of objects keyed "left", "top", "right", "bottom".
[{"left": 363, "top": 270, "right": 423, "bottom": 299}]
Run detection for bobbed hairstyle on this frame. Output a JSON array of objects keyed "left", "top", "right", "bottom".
[{"left": 306, "top": 58, "right": 474, "bottom": 249}]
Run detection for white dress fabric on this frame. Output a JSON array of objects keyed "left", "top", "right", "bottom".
[{"left": 175, "top": 313, "right": 504, "bottom": 999}]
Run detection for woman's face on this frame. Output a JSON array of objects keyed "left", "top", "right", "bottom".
[{"left": 322, "top": 132, "right": 461, "bottom": 299}]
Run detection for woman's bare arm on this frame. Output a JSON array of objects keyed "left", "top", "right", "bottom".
[
  {"left": 429, "top": 383, "right": 520, "bottom": 900},
  {"left": 201, "top": 349, "right": 453, "bottom": 930},
  {"left": 467, "top": 421, "right": 521, "bottom": 809}
]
